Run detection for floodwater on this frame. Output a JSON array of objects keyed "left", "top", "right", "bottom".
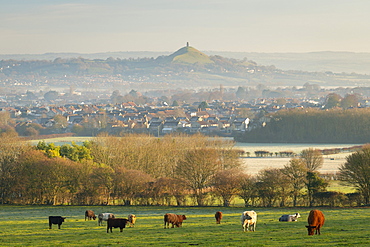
[{"left": 234, "top": 143, "right": 361, "bottom": 175}]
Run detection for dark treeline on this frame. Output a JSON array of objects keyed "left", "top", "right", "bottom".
[{"left": 236, "top": 108, "right": 370, "bottom": 143}]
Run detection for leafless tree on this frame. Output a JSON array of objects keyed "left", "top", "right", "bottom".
[
  {"left": 300, "top": 148, "right": 323, "bottom": 172},
  {"left": 213, "top": 168, "right": 242, "bottom": 206}
]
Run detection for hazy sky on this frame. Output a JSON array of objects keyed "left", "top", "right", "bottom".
[{"left": 1, "top": 0, "right": 370, "bottom": 54}]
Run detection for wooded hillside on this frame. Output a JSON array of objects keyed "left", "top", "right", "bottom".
[{"left": 236, "top": 108, "right": 370, "bottom": 143}]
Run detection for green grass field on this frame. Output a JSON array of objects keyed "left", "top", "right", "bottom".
[{"left": 0, "top": 206, "right": 369, "bottom": 246}]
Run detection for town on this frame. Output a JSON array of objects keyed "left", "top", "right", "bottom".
[{"left": 1, "top": 83, "right": 368, "bottom": 138}]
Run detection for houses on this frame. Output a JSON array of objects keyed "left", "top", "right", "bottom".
[
  {"left": 6, "top": 100, "right": 255, "bottom": 136},
  {"left": 8, "top": 92, "right": 354, "bottom": 137}
]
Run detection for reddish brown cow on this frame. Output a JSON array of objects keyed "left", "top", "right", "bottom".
[
  {"left": 215, "top": 211, "right": 223, "bottom": 224},
  {"left": 306, "top": 210, "right": 325, "bottom": 235},
  {"left": 164, "top": 213, "right": 187, "bottom": 228}
]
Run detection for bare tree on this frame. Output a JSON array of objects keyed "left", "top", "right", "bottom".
[
  {"left": 257, "top": 168, "right": 290, "bottom": 207},
  {"left": 300, "top": 148, "right": 323, "bottom": 172},
  {"left": 0, "top": 132, "right": 29, "bottom": 204},
  {"left": 176, "top": 148, "right": 221, "bottom": 206},
  {"left": 237, "top": 173, "right": 258, "bottom": 207},
  {"left": 213, "top": 168, "right": 241, "bottom": 206},
  {"left": 119, "top": 169, "right": 153, "bottom": 206}
]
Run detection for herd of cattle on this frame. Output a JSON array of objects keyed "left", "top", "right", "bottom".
[{"left": 48, "top": 209, "right": 325, "bottom": 235}]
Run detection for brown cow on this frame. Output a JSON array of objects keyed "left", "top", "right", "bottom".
[
  {"left": 164, "top": 213, "right": 187, "bottom": 228},
  {"left": 215, "top": 211, "right": 223, "bottom": 224},
  {"left": 85, "top": 210, "right": 96, "bottom": 221},
  {"left": 107, "top": 218, "right": 128, "bottom": 233},
  {"left": 306, "top": 210, "right": 325, "bottom": 235}
]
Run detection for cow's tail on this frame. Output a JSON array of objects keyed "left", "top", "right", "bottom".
[{"left": 164, "top": 214, "right": 168, "bottom": 228}]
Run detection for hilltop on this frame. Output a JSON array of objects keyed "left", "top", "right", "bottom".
[{"left": 165, "top": 45, "right": 214, "bottom": 65}]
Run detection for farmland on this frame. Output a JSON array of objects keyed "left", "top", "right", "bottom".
[{"left": 0, "top": 206, "right": 369, "bottom": 246}]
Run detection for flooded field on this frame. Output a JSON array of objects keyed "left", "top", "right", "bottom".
[{"left": 234, "top": 143, "right": 361, "bottom": 175}]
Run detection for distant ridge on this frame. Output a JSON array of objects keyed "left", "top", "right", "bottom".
[{"left": 3, "top": 48, "right": 370, "bottom": 74}]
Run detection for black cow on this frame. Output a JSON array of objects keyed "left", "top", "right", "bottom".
[
  {"left": 107, "top": 218, "right": 128, "bottom": 233},
  {"left": 49, "top": 216, "right": 66, "bottom": 229}
]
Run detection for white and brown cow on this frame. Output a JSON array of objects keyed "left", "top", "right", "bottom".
[
  {"left": 128, "top": 214, "right": 136, "bottom": 227},
  {"left": 241, "top": 210, "right": 257, "bottom": 232},
  {"left": 98, "top": 213, "right": 115, "bottom": 226}
]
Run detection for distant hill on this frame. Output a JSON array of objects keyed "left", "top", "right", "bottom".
[{"left": 166, "top": 46, "right": 213, "bottom": 65}]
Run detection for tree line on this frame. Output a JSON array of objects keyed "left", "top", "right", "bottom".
[
  {"left": 0, "top": 132, "right": 369, "bottom": 207},
  {"left": 236, "top": 108, "right": 370, "bottom": 143}
]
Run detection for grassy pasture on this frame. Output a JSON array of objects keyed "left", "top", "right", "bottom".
[{"left": 0, "top": 206, "right": 369, "bottom": 246}]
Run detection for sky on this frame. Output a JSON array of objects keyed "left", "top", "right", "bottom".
[{"left": 1, "top": 0, "right": 370, "bottom": 54}]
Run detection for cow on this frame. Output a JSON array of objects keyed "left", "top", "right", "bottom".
[
  {"left": 98, "top": 213, "right": 115, "bottom": 226},
  {"left": 164, "top": 213, "right": 187, "bottom": 228},
  {"left": 49, "top": 216, "right": 66, "bottom": 229},
  {"left": 107, "top": 218, "right": 128, "bottom": 233},
  {"left": 279, "top": 213, "right": 301, "bottom": 222},
  {"left": 128, "top": 214, "right": 136, "bottom": 227},
  {"left": 85, "top": 210, "right": 96, "bottom": 221},
  {"left": 241, "top": 210, "right": 257, "bottom": 232},
  {"left": 306, "top": 210, "right": 325, "bottom": 235},
  {"left": 215, "top": 211, "right": 223, "bottom": 224}
]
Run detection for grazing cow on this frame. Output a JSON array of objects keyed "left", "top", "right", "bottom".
[
  {"left": 128, "top": 214, "right": 136, "bottom": 227},
  {"left": 306, "top": 210, "right": 325, "bottom": 235},
  {"left": 279, "top": 213, "right": 301, "bottom": 222},
  {"left": 241, "top": 211, "right": 257, "bottom": 232},
  {"left": 215, "top": 211, "right": 223, "bottom": 224},
  {"left": 49, "top": 216, "right": 66, "bottom": 229},
  {"left": 164, "top": 213, "right": 187, "bottom": 228},
  {"left": 98, "top": 213, "right": 115, "bottom": 226},
  {"left": 107, "top": 218, "right": 128, "bottom": 233},
  {"left": 85, "top": 210, "right": 96, "bottom": 221}
]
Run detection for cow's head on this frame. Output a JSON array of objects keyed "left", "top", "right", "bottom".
[
  {"left": 92, "top": 216, "right": 96, "bottom": 220},
  {"left": 182, "top": 215, "right": 187, "bottom": 220},
  {"left": 305, "top": 225, "right": 316, "bottom": 235}
]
